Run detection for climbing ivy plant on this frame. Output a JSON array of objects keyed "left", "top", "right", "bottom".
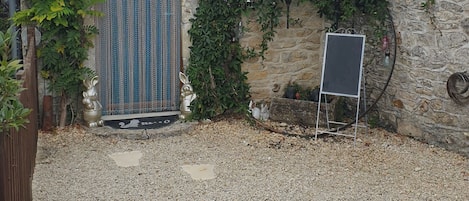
[
  {"left": 187, "top": 0, "right": 284, "bottom": 120},
  {"left": 13, "top": 0, "right": 104, "bottom": 127},
  {"left": 187, "top": 0, "right": 251, "bottom": 120},
  {"left": 421, "top": 0, "right": 441, "bottom": 36},
  {"left": 187, "top": 0, "right": 390, "bottom": 120},
  {"left": 306, "top": 0, "right": 389, "bottom": 22},
  {"left": 303, "top": 0, "right": 390, "bottom": 37}
]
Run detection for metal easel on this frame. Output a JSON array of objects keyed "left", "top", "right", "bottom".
[{"left": 315, "top": 32, "right": 367, "bottom": 144}]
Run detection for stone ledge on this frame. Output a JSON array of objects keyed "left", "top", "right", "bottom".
[
  {"left": 269, "top": 97, "right": 335, "bottom": 127},
  {"left": 86, "top": 121, "right": 197, "bottom": 140}
]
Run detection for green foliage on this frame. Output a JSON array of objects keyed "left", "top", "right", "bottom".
[
  {"left": 0, "top": 19, "right": 8, "bottom": 34},
  {"left": 249, "top": 0, "right": 283, "bottom": 57},
  {"left": 188, "top": 0, "right": 251, "bottom": 120},
  {"left": 421, "top": 0, "right": 435, "bottom": 9},
  {"left": 421, "top": 0, "right": 440, "bottom": 35},
  {"left": 13, "top": 0, "right": 104, "bottom": 97},
  {"left": 13, "top": 0, "right": 103, "bottom": 126},
  {"left": 0, "top": 1, "right": 10, "bottom": 32},
  {"left": 305, "top": 0, "right": 389, "bottom": 22},
  {"left": 186, "top": 0, "right": 290, "bottom": 120},
  {"left": 0, "top": 27, "right": 31, "bottom": 133},
  {"left": 302, "top": 0, "right": 389, "bottom": 37}
]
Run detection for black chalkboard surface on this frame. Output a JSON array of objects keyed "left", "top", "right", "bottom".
[{"left": 320, "top": 33, "right": 366, "bottom": 97}]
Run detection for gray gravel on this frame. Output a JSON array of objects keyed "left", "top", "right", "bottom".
[{"left": 34, "top": 120, "right": 469, "bottom": 201}]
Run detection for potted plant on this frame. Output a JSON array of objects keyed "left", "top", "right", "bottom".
[
  {"left": 284, "top": 81, "right": 301, "bottom": 99},
  {"left": 309, "top": 85, "right": 320, "bottom": 102}
]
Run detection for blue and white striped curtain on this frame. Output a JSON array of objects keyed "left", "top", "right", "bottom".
[{"left": 95, "top": 0, "right": 181, "bottom": 116}]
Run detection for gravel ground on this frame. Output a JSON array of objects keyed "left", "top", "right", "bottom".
[{"left": 34, "top": 119, "right": 469, "bottom": 201}]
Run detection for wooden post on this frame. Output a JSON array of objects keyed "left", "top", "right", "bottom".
[{"left": 42, "top": 95, "right": 53, "bottom": 131}]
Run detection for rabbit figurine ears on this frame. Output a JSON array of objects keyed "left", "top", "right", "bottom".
[
  {"left": 249, "top": 100, "right": 261, "bottom": 120},
  {"left": 179, "top": 72, "right": 190, "bottom": 85},
  {"left": 83, "top": 76, "right": 99, "bottom": 89},
  {"left": 249, "top": 100, "right": 269, "bottom": 121}
]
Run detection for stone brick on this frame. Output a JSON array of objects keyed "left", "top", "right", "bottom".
[
  {"left": 242, "top": 61, "right": 263, "bottom": 71},
  {"left": 397, "top": 120, "right": 424, "bottom": 139},
  {"left": 410, "top": 46, "right": 428, "bottom": 57},
  {"left": 290, "top": 51, "right": 309, "bottom": 62},
  {"left": 249, "top": 90, "right": 271, "bottom": 101},
  {"left": 439, "top": 1, "right": 463, "bottom": 13},
  {"left": 436, "top": 22, "right": 461, "bottom": 30},
  {"left": 299, "top": 72, "right": 315, "bottom": 80},
  {"left": 462, "top": 18, "right": 469, "bottom": 35},
  {"left": 295, "top": 28, "right": 314, "bottom": 37},
  {"left": 438, "top": 32, "right": 468, "bottom": 49},
  {"left": 269, "top": 39, "right": 298, "bottom": 49},
  {"left": 246, "top": 71, "right": 268, "bottom": 80},
  {"left": 432, "top": 112, "right": 456, "bottom": 126},
  {"left": 430, "top": 99, "right": 443, "bottom": 111},
  {"left": 454, "top": 48, "right": 469, "bottom": 63},
  {"left": 436, "top": 11, "right": 462, "bottom": 22}
]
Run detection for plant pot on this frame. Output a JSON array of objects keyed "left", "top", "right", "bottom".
[
  {"left": 284, "top": 86, "right": 296, "bottom": 99},
  {"left": 309, "top": 88, "right": 320, "bottom": 102},
  {"left": 309, "top": 88, "right": 333, "bottom": 103}
]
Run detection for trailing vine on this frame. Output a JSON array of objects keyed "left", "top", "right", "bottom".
[
  {"left": 187, "top": 0, "right": 250, "bottom": 119},
  {"left": 250, "top": 0, "right": 282, "bottom": 57},
  {"left": 304, "top": 0, "right": 390, "bottom": 36},
  {"left": 13, "top": 0, "right": 104, "bottom": 127},
  {"left": 188, "top": 0, "right": 392, "bottom": 120},
  {"left": 421, "top": 0, "right": 441, "bottom": 36}
]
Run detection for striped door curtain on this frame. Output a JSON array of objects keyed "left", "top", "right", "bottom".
[{"left": 95, "top": 0, "right": 181, "bottom": 116}]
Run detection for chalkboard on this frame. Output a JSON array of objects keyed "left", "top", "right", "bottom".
[{"left": 320, "top": 33, "right": 366, "bottom": 97}]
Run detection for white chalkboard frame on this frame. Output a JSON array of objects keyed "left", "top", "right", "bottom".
[
  {"left": 315, "top": 33, "right": 367, "bottom": 143},
  {"left": 319, "top": 33, "right": 366, "bottom": 98}
]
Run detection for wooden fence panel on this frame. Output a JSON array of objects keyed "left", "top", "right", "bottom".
[{"left": 0, "top": 26, "right": 38, "bottom": 201}]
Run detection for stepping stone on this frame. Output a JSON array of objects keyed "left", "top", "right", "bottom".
[
  {"left": 108, "top": 151, "right": 143, "bottom": 167},
  {"left": 181, "top": 164, "right": 216, "bottom": 180}
]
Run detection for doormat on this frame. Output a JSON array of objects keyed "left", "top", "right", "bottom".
[{"left": 104, "top": 115, "right": 179, "bottom": 130}]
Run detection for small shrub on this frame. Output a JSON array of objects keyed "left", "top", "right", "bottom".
[{"left": 0, "top": 27, "right": 31, "bottom": 133}]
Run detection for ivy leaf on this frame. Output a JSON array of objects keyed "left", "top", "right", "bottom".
[
  {"left": 56, "top": 45, "right": 65, "bottom": 54},
  {"left": 50, "top": 4, "right": 64, "bottom": 12},
  {"left": 31, "top": 15, "right": 47, "bottom": 23}
]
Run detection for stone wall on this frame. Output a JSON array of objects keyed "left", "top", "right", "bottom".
[
  {"left": 239, "top": 1, "right": 324, "bottom": 100},
  {"left": 381, "top": 0, "right": 469, "bottom": 157},
  {"left": 181, "top": 0, "right": 199, "bottom": 72},
  {"left": 181, "top": 0, "right": 469, "bottom": 157}
]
